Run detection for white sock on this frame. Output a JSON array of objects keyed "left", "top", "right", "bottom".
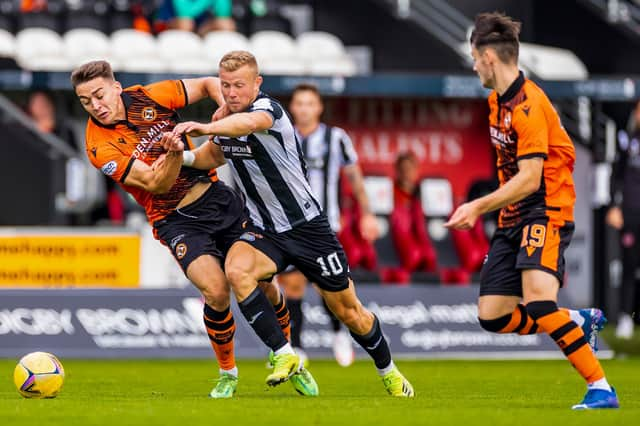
[
  {"left": 569, "top": 309, "right": 585, "bottom": 327},
  {"left": 376, "top": 360, "right": 395, "bottom": 377},
  {"left": 588, "top": 377, "right": 612, "bottom": 392},
  {"left": 274, "top": 342, "right": 295, "bottom": 356},
  {"left": 220, "top": 367, "right": 238, "bottom": 378}
]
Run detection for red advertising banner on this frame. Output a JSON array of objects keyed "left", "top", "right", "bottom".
[{"left": 324, "top": 98, "right": 495, "bottom": 206}]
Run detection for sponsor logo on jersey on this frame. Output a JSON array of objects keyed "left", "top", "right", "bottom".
[
  {"left": 219, "top": 138, "right": 254, "bottom": 158},
  {"left": 101, "top": 160, "right": 117, "bottom": 176}
]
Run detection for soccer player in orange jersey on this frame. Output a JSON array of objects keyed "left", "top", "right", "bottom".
[
  {"left": 445, "top": 13, "right": 619, "bottom": 409},
  {"left": 70, "top": 60, "right": 302, "bottom": 398}
]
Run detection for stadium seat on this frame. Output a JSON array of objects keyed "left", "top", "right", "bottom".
[
  {"left": 15, "top": 28, "right": 71, "bottom": 71},
  {"left": 63, "top": 29, "right": 111, "bottom": 67},
  {"left": 202, "top": 31, "right": 250, "bottom": 71},
  {"left": 0, "top": 29, "right": 15, "bottom": 58},
  {"left": 518, "top": 42, "right": 589, "bottom": 80},
  {"left": 361, "top": 175, "right": 411, "bottom": 284},
  {"left": 296, "top": 31, "right": 357, "bottom": 74},
  {"left": 157, "top": 30, "right": 211, "bottom": 74},
  {"left": 109, "top": 29, "right": 163, "bottom": 72},
  {"left": 249, "top": 30, "right": 303, "bottom": 74},
  {"left": 297, "top": 31, "right": 347, "bottom": 60},
  {"left": 306, "top": 57, "right": 357, "bottom": 76}
]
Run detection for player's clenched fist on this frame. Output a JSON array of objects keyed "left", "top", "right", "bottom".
[
  {"left": 160, "top": 132, "right": 184, "bottom": 153},
  {"left": 173, "top": 121, "right": 213, "bottom": 137}
]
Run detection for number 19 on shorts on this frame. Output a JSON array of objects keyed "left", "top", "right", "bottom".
[{"left": 317, "top": 252, "right": 344, "bottom": 276}]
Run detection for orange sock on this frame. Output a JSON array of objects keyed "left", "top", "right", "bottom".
[
  {"left": 273, "top": 293, "right": 291, "bottom": 342},
  {"left": 203, "top": 305, "right": 236, "bottom": 371},
  {"left": 502, "top": 304, "right": 538, "bottom": 335},
  {"left": 527, "top": 301, "right": 604, "bottom": 383}
]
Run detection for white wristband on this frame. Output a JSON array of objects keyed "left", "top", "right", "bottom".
[{"left": 182, "top": 150, "right": 195, "bottom": 166}]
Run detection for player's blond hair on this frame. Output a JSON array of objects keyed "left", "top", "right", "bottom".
[
  {"left": 70, "top": 60, "right": 115, "bottom": 88},
  {"left": 219, "top": 51, "right": 259, "bottom": 74}
]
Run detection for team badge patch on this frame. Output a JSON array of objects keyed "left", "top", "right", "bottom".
[
  {"left": 142, "top": 106, "right": 156, "bottom": 121},
  {"left": 175, "top": 243, "right": 187, "bottom": 259},
  {"left": 101, "top": 160, "right": 117, "bottom": 176}
]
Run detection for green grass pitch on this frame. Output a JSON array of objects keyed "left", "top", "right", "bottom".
[{"left": 0, "top": 358, "right": 637, "bottom": 426}]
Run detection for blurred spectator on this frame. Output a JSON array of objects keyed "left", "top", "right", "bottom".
[
  {"left": 26, "top": 90, "right": 126, "bottom": 225},
  {"left": 606, "top": 99, "right": 640, "bottom": 339},
  {"left": 390, "top": 151, "right": 437, "bottom": 273},
  {"left": 26, "top": 90, "right": 77, "bottom": 152},
  {"left": 156, "top": 0, "right": 236, "bottom": 35}
]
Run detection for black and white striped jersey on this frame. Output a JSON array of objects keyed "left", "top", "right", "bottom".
[
  {"left": 214, "top": 92, "right": 322, "bottom": 233},
  {"left": 298, "top": 124, "right": 358, "bottom": 232}
]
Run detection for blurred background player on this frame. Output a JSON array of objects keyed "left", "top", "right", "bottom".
[
  {"left": 606, "top": 99, "right": 640, "bottom": 339},
  {"left": 70, "top": 60, "right": 292, "bottom": 398},
  {"left": 391, "top": 151, "right": 437, "bottom": 274},
  {"left": 174, "top": 50, "right": 413, "bottom": 397},
  {"left": 445, "top": 12, "right": 618, "bottom": 409},
  {"left": 275, "top": 83, "right": 379, "bottom": 367}
]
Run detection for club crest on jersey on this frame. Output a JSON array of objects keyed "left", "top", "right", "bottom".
[
  {"left": 142, "top": 106, "right": 156, "bottom": 121},
  {"left": 503, "top": 111, "right": 512, "bottom": 128},
  {"left": 175, "top": 243, "right": 187, "bottom": 259}
]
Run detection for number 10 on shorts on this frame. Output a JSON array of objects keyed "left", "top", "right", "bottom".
[{"left": 317, "top": 252, "right": 344, "bottom": 276}]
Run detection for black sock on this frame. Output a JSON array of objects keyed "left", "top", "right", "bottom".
[
  {"left": 238, "top": 287, "right": 288, "bottom": 352},
  {"left": 322, "top": 298, "right": 341, "bottom": 332},
  {"left": 350, "top": 315, "right": 392, "bottom": 369},
  {"left": 287, "top": 298, "right": 303, "bottom": 348}
]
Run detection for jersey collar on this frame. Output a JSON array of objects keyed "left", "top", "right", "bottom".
[{"left": 497, "top": 70, "right": 525, "bottom": 104}]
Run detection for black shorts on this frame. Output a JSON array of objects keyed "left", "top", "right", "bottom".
[
  {"left": 154, "top": 181, "right": 249, "bottom": 273},
  {"left": 237, "top": 215, "right": 351, "bottom": 292},
  {"left": 480, "top": 216, "right": 574, "bottom": 297}
]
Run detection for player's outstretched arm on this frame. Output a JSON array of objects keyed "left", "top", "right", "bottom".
[
  {"left": 173, "top": 111, "right": 273, "bottom": 138},
  {"left": 444, "top": 157, "right": 543, "bottom": 230},
  {"left": 125, "top": 133, "right": 184, "bottom": 194},
  {"left": 182, "top": 77, "right": 225, "bottom": 108}
]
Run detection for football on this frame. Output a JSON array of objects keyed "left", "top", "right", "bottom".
[{"left": 13, "top": 352, "right": 65, "bottom": 399}]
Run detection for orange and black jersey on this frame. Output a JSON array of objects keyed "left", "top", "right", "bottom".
[
  {"left": 85, "top": 80, "right": 218, "bottom": 225},
  {"left": 488, "top": 71, "right": 576, "bottom": 228}
]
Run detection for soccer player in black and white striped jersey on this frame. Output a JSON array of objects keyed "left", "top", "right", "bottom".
[
  {"left": 276, "top": 84, "right": 379, "bottom": 367},
  {"left": 174, "top": 51, "right": 414, "bottom": 397}
]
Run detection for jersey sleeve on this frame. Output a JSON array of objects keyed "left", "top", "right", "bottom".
[
  {"left": 143, "top": 80, "right": 188, "bottom": 110},
  {"left": 85, "top": 129, "right": 134, "bottom": 184},
  {"left": 336, "top": 128, "right": 358, "bottom": 165},
  {"left": 248, "top": 96, "right": 283, "bottom": 125},
  {"left": 514, "top": 102, "right": 548, "bottom": 160}
]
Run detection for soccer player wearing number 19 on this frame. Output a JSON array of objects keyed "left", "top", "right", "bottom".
[
  {"left": 445, "top": 12, "right": 618, "bottom": 409},
  {"left": 174, "top": 51, "right": 414, "bottom": 397}
]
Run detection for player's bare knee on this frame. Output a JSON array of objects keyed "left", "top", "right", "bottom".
[
  {"left": 225, "top": 265, "right": 252, "bottom": 292},
  {"left": 200, "top": 286, "right": 230, "bottom": 311}
]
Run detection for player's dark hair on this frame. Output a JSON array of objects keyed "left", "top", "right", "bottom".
[
  {"left": 470, "top": 12, "right": 521, "bottom": 63},
  {"left": 70, "top": 60, "right": 115, "bottom": 88},
  {"left": 291, "top": 83, "right": 322, "bottom": 101}
]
